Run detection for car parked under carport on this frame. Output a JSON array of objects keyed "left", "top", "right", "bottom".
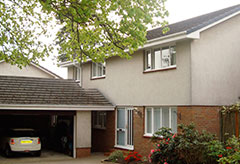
[{"left": 0, "top": 76, "right": 114, "bottom": 158}]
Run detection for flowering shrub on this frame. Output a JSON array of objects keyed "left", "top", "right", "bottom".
[
  {"left": 217, "top": 136, "right": 240, "bottom": 164},
  {"left": 124, "top": 152, "right": 143, "bottom": 164},
  {"left": 149, "top": 127, "right": 181, "bottom": 164},
  {"left": 149, "top": 124, "right": 218, "bottom": 164}
]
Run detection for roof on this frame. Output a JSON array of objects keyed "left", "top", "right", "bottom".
[
  {"left": 0, "top": 76, "right": 113, "bottom": 107},
  {"left": 31, "top": 62, "right": 63, "bottom": 79},
  {"left": 0, "top": 60, "right": 62, "bottom": 79},
  {"left": 146, "top": 4, "right": 240, "bottom": 40}
]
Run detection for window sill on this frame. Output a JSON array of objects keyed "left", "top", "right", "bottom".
[
  {"left": 143, "top": 66, "right": 176, "bottom": 73},
  {"left": 91, "top": 76, "right": 106, "bottom": 80},
  {"left": 143, "top": 134, "right": 153, "bottom": 138},
  {"left": 114, "top": 145, "right": 134, "bottom": 151},
  {"left": 93, "top": 127, "right": 106, "bottom": 130}
]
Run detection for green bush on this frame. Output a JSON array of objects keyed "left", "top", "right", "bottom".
[
  {"left": 218, "top": 136, "right": 240, "bottom": 164},
  {"left": 150, "top": 124, "right": 219, "bottom": 164},
  {"left": 108, "top": 150, "right": 124, "bottom": 163}
]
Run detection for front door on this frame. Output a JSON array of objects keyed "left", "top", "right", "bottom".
[{"left": 116, "top": 108, "right": 133, "bottom": 150}]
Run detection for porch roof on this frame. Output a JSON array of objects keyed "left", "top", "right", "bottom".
[{"left": 0, "top": 76, "right": 114, "bottom": 110}]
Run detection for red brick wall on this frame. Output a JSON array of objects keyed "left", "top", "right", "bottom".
[
  {"left": 92, "top": 106, "right": 220, "bottom": 157},
  {"left": 133, "top": 107, "right": 155, "bottom": 156},
  {"left": 133, "top": 106, "right": 221, "bottom": 157},
  {"left": 91, "top": 111, "right": 115, "bottom": 152},
  {"left": 177, "top": 106, "right": 221, "bottom": 136},
  {"left": 76, "top": 148, "right": 91, "bottom": 158}
]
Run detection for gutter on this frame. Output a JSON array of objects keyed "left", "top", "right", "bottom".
[{"left": 0, "top": 104, "right": 115, "bottom": 111}]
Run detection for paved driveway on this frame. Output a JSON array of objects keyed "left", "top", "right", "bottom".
[{"left": 0, "top": 151, "right": 105, "bottom": 164}]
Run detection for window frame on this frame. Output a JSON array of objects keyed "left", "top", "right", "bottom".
[
  {"left": 93, "top": 111, "right": 107, "bottom": 130},
  {"left": 73, "top": 66, "right": 81, "bottom": 82},
  {"left": 144, "top": 107, "right": 177, "bottom": 137},
  {"left": 144, "top": 45, "right": 176, "bottom": 72},
  {"left": 91, "top": 62, "right": 106, "bottom": 79}
]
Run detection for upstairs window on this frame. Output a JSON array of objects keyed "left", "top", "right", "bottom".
[
  {"left": 144, "top": 46, "right": 176, "bottom": 71},
  {"left": 73, "top": 67, "right": 81, "bottom": 82},
  {"left": 92, "top": 62, "right": 106, "bottom": 78}
]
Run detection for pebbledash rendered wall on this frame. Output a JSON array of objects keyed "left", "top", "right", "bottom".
[{"left": 68, "top": 14, "right": 240, "bottom": 157}]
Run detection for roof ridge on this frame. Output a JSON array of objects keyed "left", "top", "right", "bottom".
[{"left": 186, "top": 4, "right": 240, "bottom": 34}]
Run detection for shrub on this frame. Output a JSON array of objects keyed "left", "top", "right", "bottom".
[
  {"left": 175, "top": 124, "right": 216, "bottom": 164},
  {"left": 108, "top": 150, "right": 124, "bottom": 163},
  {"left": 149, "top": 127, "right": 181, "bottom": 164},
  {"left": 124, "top": 152, "right": 143, "bottom": 164},
  {"left": 150, "top": 124, "right": 218, "bottom": 164},
  {"left": 218, "top": 136, "right": 240, "bottom": 164}
]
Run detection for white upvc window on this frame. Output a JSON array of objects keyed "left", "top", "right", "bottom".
[
  {"left": 92, "top": 62, "right": 106, "bottom": 78},
  {"left": 73, "top": 67, "right": 81, "bottom": 82},
  {"left": 144, "top": 46, "right": 176, "bottom": 71},
  {"left": 115, "top": 107, "right": 134, "bottom": 150},
  {"left": 93, "top": 111, "right": 106, "bottom": 129},
  {"left": 144, "top": 107, "right": 177, "bottom": 137}
]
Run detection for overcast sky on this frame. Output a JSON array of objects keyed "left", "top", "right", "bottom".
[{"left": 39, "top": 0, "right": 240, "bottom": 79}]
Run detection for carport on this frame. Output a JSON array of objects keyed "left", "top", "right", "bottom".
[{"left": 0, "top": 76, "right": 114, "bottom": 158}]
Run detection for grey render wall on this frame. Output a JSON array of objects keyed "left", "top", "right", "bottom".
[
  {"left": 191, "top": 14, "right": 240, "bottom": 105},
  {"left": 0, "top": 62, "right": 54, "bottom": 78},
  {"left": 81, "top": 41, "right": 192, "bottom": 106}
]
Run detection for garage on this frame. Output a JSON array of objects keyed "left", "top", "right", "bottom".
[
  {"left": 0, "top": 76, "right": 114, "bottom": 158},
  {"left": 0, "top": 110, "right": 75, "bottom": 157}
]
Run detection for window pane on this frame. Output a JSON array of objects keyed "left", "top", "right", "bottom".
[
  {"left": 162, "top": 107, "right": 169, "bottom": 128},
  {"left": 171, "top": 107, "right": 177, "bottom": 133},
  {"left": 170, "top": 46, "right": 176, "bottom": 65},
  {"left": 103, "top": 62, "right": 106, "bottom": 75},
  {"left": 92, "top": 63, "right": 97, "bottom": 77},
  {"left": 154, "top": 108, "right": 161, "bottom": 132},
  {"left": 117, "top": 109, "right": 125, "bottom": 129},
  {"left": 146, "top": 109, "right": 152, "bottom": 133},
  {"left": 154, "top": 49, "right": 161, "bottom": 69},
  {"left": 162, "top": 47, "right": 170, "bottom": 68},
  {"left": 117, "top": 131, "right": 125, "bottom": 145},
  {"left": 145, "top": 50, "right": 152, "bottom": 70},
  {"left": 97, "top": 63, "right": 103, "bottom": 76}
]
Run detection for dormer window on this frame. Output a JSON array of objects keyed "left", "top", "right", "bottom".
[
  {"left": 92, "top": 62, "right": 106, "bottom": 79},
  {"left": 144, "top": 46, "right": 176, "bottom": 71}
]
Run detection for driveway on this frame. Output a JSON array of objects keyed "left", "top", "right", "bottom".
[{"left": 0, "top": 151, "right": 105, "bottom": 164}]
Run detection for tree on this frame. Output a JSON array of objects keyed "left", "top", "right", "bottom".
[{"left": 0, "top": 0, "right": 169, "bottom": 67}]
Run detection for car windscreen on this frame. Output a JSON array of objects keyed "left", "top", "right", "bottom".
[{"left": 9, "top": 130, "right": 38, "bottom": 137}]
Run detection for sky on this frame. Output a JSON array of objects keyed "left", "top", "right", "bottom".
[{"left": 39, "top": 0, "right": 240, "bottom": 79}]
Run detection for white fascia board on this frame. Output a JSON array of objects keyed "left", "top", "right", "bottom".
[
  {"left": 189, "top": 11, "right": 240, "bottom": 36},
  {"left": 140, "top": 31, "right": 200, "bottom": 49},
  {"left": 0, "top": 104, "right": 115, "bottom": 111}
]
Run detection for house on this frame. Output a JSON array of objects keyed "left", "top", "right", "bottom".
[
  {"left": 0, "top": 60, "right": 61, "bottom": 79},
  {"left": 59, "top": 4, "right": 240, "bottom": 156}
]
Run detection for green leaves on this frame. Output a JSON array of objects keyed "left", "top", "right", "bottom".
[
  {"left": 0, "top": 0, "right": 52, "bottom": 67},
  {"left": 1, "top": 0, "right": 169, "bottom": 66},
  {"left": 45, "top": 0, "right": 169, "bottom": 63}
]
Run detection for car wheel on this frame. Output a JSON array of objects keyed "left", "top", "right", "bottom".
[
  {"left": 34, "top": 150, "right": 41, "bottom": 157},
  {"left": 4, "top": 145, "right": 12, "bottom": 157}
]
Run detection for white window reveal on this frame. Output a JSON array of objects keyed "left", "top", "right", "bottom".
[
  {"left": 145, "top": 107, "right": 177, "bottom": 136},
  {"left": 144, "top": 46, "right": 176, "bottom": 71},
  {"left": 115, "top": 108, "right": 133, "bottom": 150},
  {"left": 92, "top": 62, "right": 106, "bottom": 78},
  {"left": 93, "top": 111, "right": 106, "bottom": 129}
]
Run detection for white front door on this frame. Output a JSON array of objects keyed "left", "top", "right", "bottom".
[{"left": 116, "top": 108, "right": 133, "bottom": 150}]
